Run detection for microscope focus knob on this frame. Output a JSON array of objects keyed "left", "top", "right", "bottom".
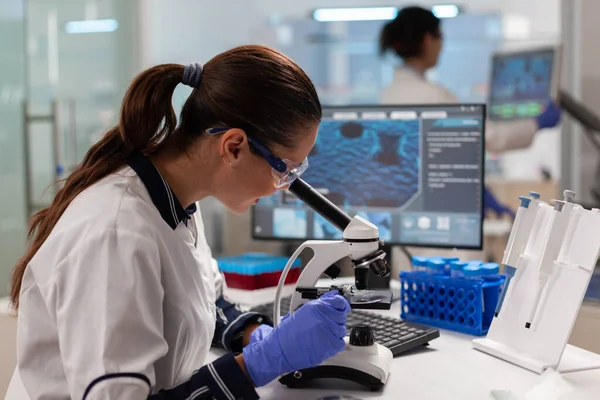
[{"left": 349, "top": 325, "right": 375, "bottom": 346}]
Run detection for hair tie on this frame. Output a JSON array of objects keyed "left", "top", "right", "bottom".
[{"left": 182, "top": 63, "right": 203, "bottom": 88}]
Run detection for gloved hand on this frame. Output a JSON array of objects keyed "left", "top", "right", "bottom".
[
  {"left": 249, "top": 324, "right": 274, "bottom": 344},
  {"left": 535, "top": 101, "right": 561, "bottom": 130},
  {"left": 484, "top": 186, "right": 515, "bottom": 219},
  {"left": 242, "top": 291, "right": 350, "bottom": 387}
]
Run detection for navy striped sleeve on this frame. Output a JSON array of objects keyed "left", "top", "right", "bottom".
[
  {"left": 213, "top": 296, "right": 272, "bottom": 353},
  {"left": 149, "top": 353, "right": 259, "bottom": 400}
]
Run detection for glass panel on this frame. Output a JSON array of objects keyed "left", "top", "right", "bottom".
[
  {"left": 0, "top": 0, "right": 26, "bottom": 296},
  {"left": 0, "top": 0, "right": 135, "bottom": 295},
  {"left": 26, "top": 0, "right": 124, "bottom": 202}
]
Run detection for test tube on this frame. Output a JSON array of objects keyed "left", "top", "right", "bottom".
[
  {"left": 464, "top": 265, "right": 485, "bottom": 311},
  {"left": 481, "top": 263, "right": 500, "bottom": 280},
  {"left": 441, "top": 257, "right": 460, "bottom": 275},
  {"left": 479, "top": 263, "right": 500, "bottom": 314},
  {"left": 463, "top": 266, "right": 483, "bottom": 281},
  {"left": 411, "top": 256, "right": 428, "bottom": 273},
  {"left": 450, "top": 261, "right": 468, "bottom": 278},
  {"left": 426, "top": 259, "right": 446, "bottom": 275}
]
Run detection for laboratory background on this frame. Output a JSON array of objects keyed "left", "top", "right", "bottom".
[{"left": 2, "top": 0, "right": 600, "bottom": 398}]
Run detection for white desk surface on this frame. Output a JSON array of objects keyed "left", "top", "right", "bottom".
[{"left": 208, "top": 282, "right": 600, "bottom": 400}]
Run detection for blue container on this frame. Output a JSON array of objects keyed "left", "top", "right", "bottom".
[
  {"left": 216, "top": 252, "right": 301, "bottom": 275},
  {"left": 400, "top": 270, "right": 505, "bottom": 336}
]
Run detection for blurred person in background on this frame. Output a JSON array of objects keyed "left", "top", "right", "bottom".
[
  {"left": 378, "top": 6, "right": 562, "bottom": 218},
  {"left": 379, "top": 6, "right": 562, "bottom": 155}
]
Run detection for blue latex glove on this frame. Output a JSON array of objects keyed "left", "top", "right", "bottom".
[
  {"left": 535, "top": 101, "right": 561, "bottom": 129},
  {"left": 242, "top": 291, "right": 350, "bottom": 387},
  {"left": 249, "top": 324, "right": 274, "bottom": 344},
  {"left": 484, "top": 186, "right": 515, "bottom": 218}
]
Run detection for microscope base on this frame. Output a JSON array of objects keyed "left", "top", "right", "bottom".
[
  {"left": 279, "top": 365, "right": 385, "bottom": 391},
  {"left": 279, "top": 341, "right": 393, "bottom": 391}
]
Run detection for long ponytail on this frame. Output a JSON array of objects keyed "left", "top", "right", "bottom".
[{"left": 10, "top": 64, "right": 184, "bottom": 310}]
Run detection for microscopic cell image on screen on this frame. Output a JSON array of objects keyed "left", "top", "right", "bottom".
[
  {"left": 303, "top": 119, "right": 420, "bottom": 208},
  {"left": 252, "top": 104, "right": 485, "bottom": 249},
  {"left": 313, "top": 214, "right": 343, "bottom": 240},
  {"left": 353, "top": 211, "right": 392, "bottom": 242},
  {"left": 273, "top": 209, "right": 307, "bottom": 239}
]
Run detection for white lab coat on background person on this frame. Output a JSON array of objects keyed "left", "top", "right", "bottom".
[{"left": 380, "top": 66, "right": 539, "bottom": 154}]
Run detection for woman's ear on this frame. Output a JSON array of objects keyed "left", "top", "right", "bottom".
[{"left": 220, "top": 128, "right": 247, "bottom": 165}]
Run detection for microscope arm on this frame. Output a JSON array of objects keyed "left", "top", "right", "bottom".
[{"left": 274, "top": 240, "right": 350, "bottom": 328}]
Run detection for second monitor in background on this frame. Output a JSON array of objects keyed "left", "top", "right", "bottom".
[
  {"left": 488, "top": 45, "right": 561, "bottom": 121},
  {"left": 252, "top": 104, "right": 486, "bottom": 250}
]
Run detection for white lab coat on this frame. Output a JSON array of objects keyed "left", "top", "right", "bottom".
[
  {"left": 380, "top": 67, "right": 539, "bottom": 153},
  {"left": 5, "top": 166, "right": 220, "bottom": 399}
]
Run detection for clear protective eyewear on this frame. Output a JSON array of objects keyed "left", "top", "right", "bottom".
[{"left": 206, "top": 127, "right": 309, "bottom": 188}]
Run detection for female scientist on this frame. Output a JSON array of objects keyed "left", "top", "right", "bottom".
[
  {"left": 379, "top": 6, "right": 562, "bottom": 153},
  {"left": 6, "top": 45, "right": 350, "bottom": 400}
]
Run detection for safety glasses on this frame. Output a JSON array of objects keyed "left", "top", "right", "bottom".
[{"left": 206, "top": 127, "right": 309, "bottom": 188}]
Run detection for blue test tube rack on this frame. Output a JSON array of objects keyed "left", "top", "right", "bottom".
[{"left": 399, "top": 270, "right": 505, "bottom": 336}]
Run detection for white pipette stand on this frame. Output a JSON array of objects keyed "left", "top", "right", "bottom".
[{"left": 473, "top": 190, "right": 600, "bottom": 374}]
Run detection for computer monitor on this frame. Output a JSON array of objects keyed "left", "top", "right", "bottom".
[
  {"left": 488, "top": 46, "right": 561, "bottom": 121},
  {"left": 252, "top": 104, "right": 486, "bottom": 249}
]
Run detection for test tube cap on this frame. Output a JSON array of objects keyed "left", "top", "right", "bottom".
[
  {"left": 466, "top": 260, "right": 483, "bottom": 267},
  {"left": 411, "top": 256, "right": 428, "bottom": 267},
  {"left": 463, "top": 266, "right": 481, "bottom": 277},
  {"left": 427, "top": 259, "right": 445, "bottom": 271},
  {"left": 529, "top": 191, "right": 541, "bottom": 199},
  {"left": 481, "top": 262, "right": 500, "bottom": 275},
  {"left": 519, "top": 196, "right": 532, "bottom": 208},
  {"left": 442, "top": 256, "right": 460, "bottom": 263},
  {"left": 449, "top": 261, "right": 468, "bottom": 271}
]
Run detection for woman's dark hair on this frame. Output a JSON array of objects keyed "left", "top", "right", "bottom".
[
  {"left": 380, "top": 6, "right": 441, "bottom": 58},
  {"left": 10, "top": 45, "right": 322, "bottom": 309}
]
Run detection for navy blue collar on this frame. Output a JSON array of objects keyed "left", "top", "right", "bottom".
[{"left": 126, "top": 151, "right": 197, "bottom": 230}]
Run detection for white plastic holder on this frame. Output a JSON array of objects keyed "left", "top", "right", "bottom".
[{"left": 473, "top": 206, "right": 600, "bottom": 374}]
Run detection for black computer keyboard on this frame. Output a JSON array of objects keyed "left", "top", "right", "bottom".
[{"left": 251, "top": 296, "right": 440, "bottom": 357}]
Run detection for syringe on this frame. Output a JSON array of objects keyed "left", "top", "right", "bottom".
[
  {"left": 525, "top": 190, "right": 578, "bottom": 329},
  {"left": 494, "top": 192, "right": 544, "bottom": 318}
]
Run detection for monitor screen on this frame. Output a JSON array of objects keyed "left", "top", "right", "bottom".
[
  {"left": 252, "top": 104, "right": 486, "bottom": 249},
  {"left": 488, "top": 46, "right": 560, "bottom": 121}
]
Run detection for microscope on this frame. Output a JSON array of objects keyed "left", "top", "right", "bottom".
[{"left": 274, "top": 178, "right": 394, "bottom": 391}]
